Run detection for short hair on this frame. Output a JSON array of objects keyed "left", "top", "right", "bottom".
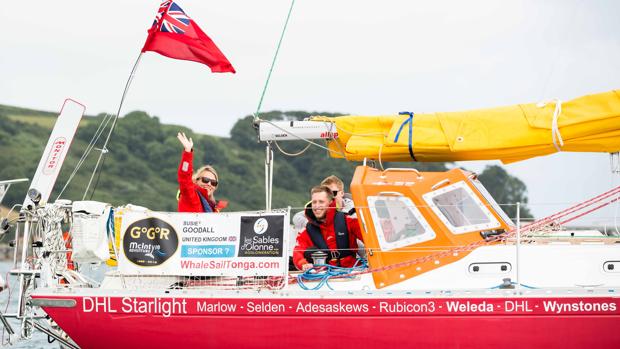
[
  {"left": 321, "top": 175, "right": 344, "bottom": 191},
  {"left": 193, "top": 165, "right": 219, "bottom": 182},
  {"left": 310, "top": 185, "right": 334, "bottom": 201}
]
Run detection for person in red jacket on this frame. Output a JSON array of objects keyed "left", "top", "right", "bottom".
[
  {"left": 176, "top": 132, "right": 227, "bottom": 213},
  {"left": 293, "top": 185, "right": 363, "bottom": 271}
]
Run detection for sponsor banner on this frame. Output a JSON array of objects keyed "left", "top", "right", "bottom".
[
  {"left": 118, "top": 210, "right": 288, "bottom": 276},
  {"left": 76, "top": 296, "right": 620, "bottom": 317},
  {"left": 123, "top": 217, "right": 179, "bottom": 267},
  {"left": 238, "top": 215, "right": 285, "bottom": 257}
]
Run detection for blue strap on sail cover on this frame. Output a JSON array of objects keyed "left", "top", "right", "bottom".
[{"left": 393, "top": 111, "right": 416, "bottom": 161}]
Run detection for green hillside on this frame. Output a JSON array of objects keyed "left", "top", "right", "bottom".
[
  {"left": 0, "top": 104, "right": 94, "bottom": 128},
  {"left": 0, "top": 104, "right": 532, "bottom": 218}
]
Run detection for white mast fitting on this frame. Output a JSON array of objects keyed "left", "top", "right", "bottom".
[
  {"left": 257, "top": 120, "right": 338, "bottom": 210},
  {"left": 258, "top": 120, "right": 338, "bottom": 141}
]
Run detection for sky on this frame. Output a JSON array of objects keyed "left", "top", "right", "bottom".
[{"left": 1, "top": 0, "right": 619, "bottom": 224}]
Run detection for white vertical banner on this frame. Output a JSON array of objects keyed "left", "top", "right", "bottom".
[
  {"left": 118, "top": 210, "right": 290, "bottom": 277},
  {"left": 23, "top": 99, "right": 85, "bottom": 209}
]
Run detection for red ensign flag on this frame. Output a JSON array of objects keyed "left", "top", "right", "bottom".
[{"left": 141, "top": 1, "right": 236, "bottom": 73}]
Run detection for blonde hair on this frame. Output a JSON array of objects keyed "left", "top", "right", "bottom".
[
  {"left": 193, "top": 165, "right": 218, "bottom": 182},
  {"left": 193, "top": 165, "right": 219, "bottom": 199},
  {"left": 320, "top": 175, "right": 344, "bottom": 191}
]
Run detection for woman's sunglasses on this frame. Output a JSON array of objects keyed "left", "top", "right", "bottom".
[
  {"left": 199, "top": 177, "right": 218, "bottom": 187},
  {"left": 332, "top": 190, "right": 340, "bottom": 197}
]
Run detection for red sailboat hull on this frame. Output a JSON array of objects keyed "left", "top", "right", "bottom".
[{"left": 34, "top": 294, "right": 620, "bottom": 348}]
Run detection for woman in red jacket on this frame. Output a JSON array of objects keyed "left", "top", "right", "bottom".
[{"left": 176, "top": 132, "right": 227, "bottom": 213}]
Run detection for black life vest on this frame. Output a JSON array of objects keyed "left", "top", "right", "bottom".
[{"left": 305, "top": 211, "right": 355, "bottom": 265}]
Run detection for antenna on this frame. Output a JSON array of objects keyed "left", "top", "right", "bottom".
[{"left": 611, "top": 152, "right": 620, "bottom": 175}]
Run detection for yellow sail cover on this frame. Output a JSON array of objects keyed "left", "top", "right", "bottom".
[{"left": 317, "top": 90, "right": 620, "bottom": 163}]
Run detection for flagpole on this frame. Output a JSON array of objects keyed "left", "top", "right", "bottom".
[{"left": 83, "top": 52, "right": 144, "bottom": 200}]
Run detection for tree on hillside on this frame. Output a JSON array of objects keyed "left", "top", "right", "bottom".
[
  {"left": 477, "top": 165, "right": 533, "bottom": 220},
  {"left": 0, "top": 105, "right": 535, "bottom": 219}
]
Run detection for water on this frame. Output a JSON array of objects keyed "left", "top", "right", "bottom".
[{"left": 1, "top": 261, "right": 60, "bottom": 348}]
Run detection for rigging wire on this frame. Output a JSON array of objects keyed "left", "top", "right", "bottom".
[
  {"left": 253, "top": 0, "right": 296, "bottom": 122},
  {"left": 55, "top": 113, "right": 113, "bottom": 201},
  {"left": 251, "top": 0, "right": 296, "bottom": 210},
  {"left": 273, "top": 141, "right": 312, "bottom": 157},
  {"left": 609, "top": 153, "right": 620, "bottom": 236},
  {"left": 289, "top": 185, "right": 620, "bottom": 283},
  {"left": 85, "top": 52, "right": 144, "bottom": 200}
]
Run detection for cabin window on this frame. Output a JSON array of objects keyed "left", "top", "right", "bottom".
[
  {"left": 367, "top": 195, "right": 435, "bottom": 251},
  {"left": 470, "top": 178, "right": 514, "bottom": 227},
  {"left": 423, "top": 181, "right": 501, "bottom": 234}
]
